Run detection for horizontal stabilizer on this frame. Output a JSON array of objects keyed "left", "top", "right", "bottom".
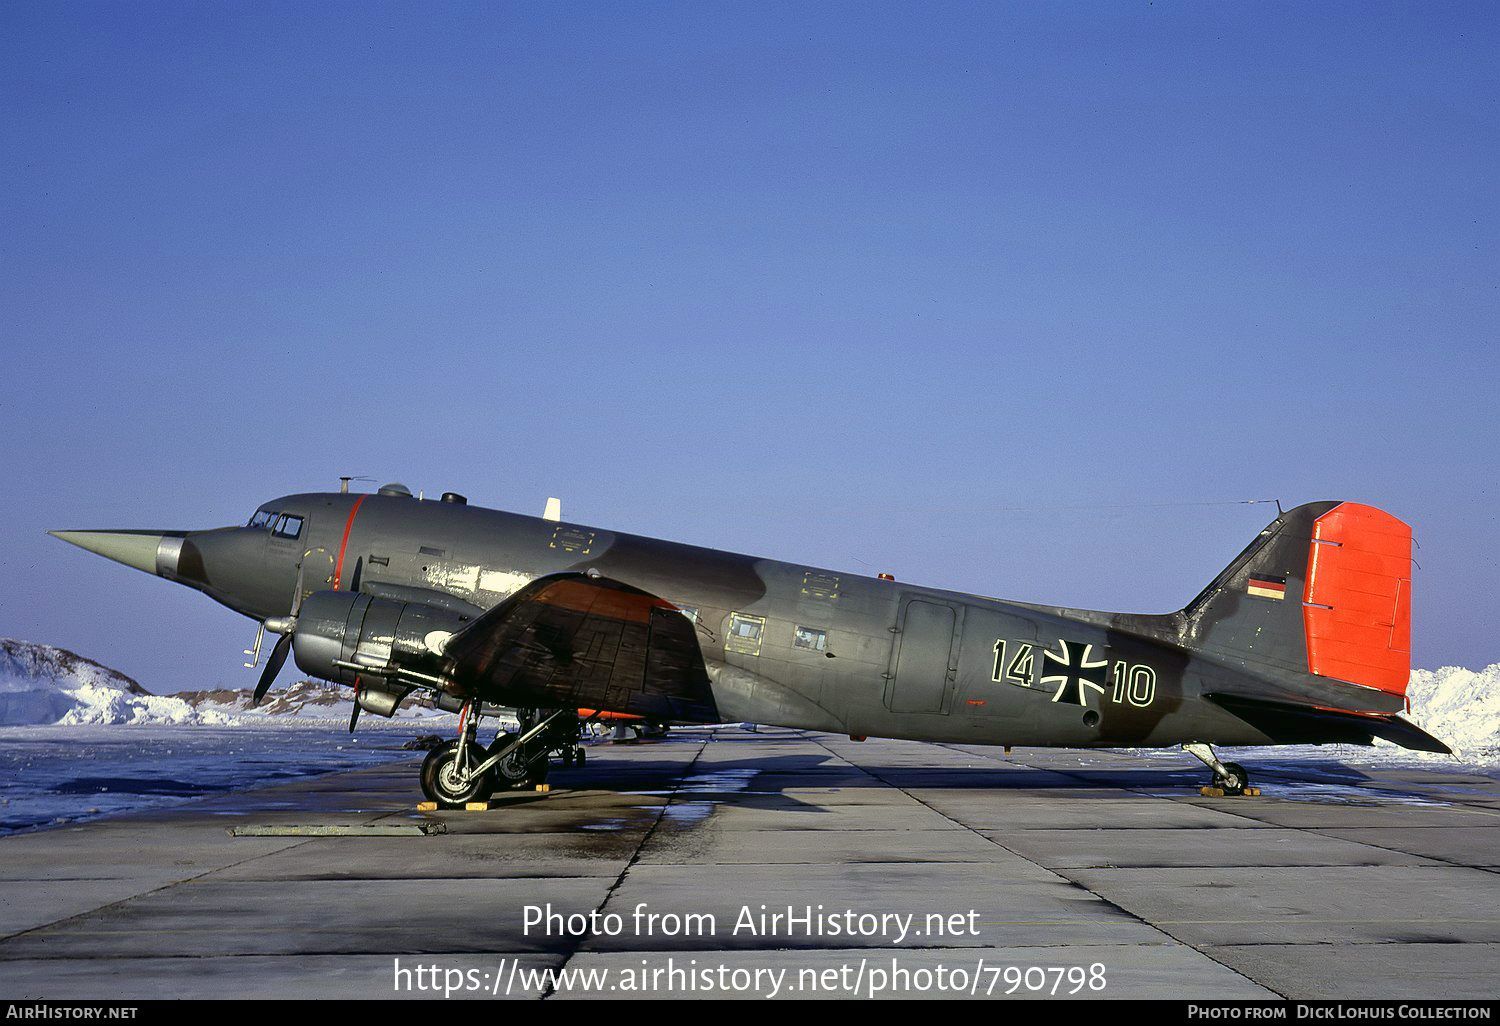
[
  {"left": 1207, "top": 693, "right": 1450, "bottom": 754},
  {"left": 1207, "top": 674, "right": 1406, "bottom": 717}
]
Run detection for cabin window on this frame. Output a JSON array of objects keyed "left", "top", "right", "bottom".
[
  {"left": 248, "top": 510, "right": 275, "bottom": 529},
  {"left": 793, "top": 625, "right": 827, "bottom": 652},
  {"left": 726, "top": 612, "right": 766, "bottom": 656},
  {"left": 271, "top": 514, "right": 303, "bottom": 540}
]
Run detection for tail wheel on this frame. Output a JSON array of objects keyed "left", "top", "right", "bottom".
[
  {"left": 420, "top": 740, "right": 494, "bottom": 808},
  {"left": 1215, "top": 762, "right": 1249, "bottom": 797}
]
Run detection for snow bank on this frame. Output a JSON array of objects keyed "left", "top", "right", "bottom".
[
  {"left": 177, "top": 679, "right": 457, "bottom": 725},
  {"left": 0, "top": 639, "right": 234, "bottom": 726},
  {"left": 0, "top": 639, "right": 458, "bottom": 727},
  {"left": 1406, "top": 663, "right": 1500, "bottom": 763}
]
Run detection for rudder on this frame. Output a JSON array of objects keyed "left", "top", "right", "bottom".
[{"left": 1303, "top": 503, "right": 1411, "bottom": 696}]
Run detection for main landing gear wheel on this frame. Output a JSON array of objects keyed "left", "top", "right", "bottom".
[
  {"left": 420, "top": 740, "right": 495, "bottom": 808},
  {"left": 488, "top": 736, "right": 549, "bottom": 791},
  {"left": 1214, "top": 762, "right": 1249, "bottom": 797}
]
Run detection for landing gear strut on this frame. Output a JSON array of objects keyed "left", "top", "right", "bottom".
[
  {"left": 1183, "top": 742, "right": 1250, "bottom": 796},
  {"left": 418, "top": 702, "right": 577, "bottom": 807}
]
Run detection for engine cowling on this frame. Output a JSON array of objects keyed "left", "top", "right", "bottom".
[{"left": 291, "top": 590, "right": 468, "bottom": 694}]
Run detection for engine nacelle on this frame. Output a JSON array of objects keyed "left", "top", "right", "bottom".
[{"left": 291, "top": 590, "right": 468, "bottom": 693}]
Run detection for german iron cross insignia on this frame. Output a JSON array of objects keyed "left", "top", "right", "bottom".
[{"left": 1041, "top": 639, "right": 1109, "bottom": 706}]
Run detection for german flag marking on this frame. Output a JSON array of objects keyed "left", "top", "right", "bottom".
[{"left": 1247, "top": 575, "right": 1287, "bottom": 601}]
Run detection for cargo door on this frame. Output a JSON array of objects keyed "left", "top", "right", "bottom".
[{"left": 885, "top": 597, "right": 961, "bottom": 714}]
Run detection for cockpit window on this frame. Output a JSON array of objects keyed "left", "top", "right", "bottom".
[
  {"left": 271, "top": 514, "right": 304, "bottom": 540},
  {"left": 248, "top": 510, "right": 275, "bottom": 529}
]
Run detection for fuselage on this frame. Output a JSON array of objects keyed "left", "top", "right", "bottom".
[{"left": 159, "top": 488, "right": 1285, "bottom": 749}]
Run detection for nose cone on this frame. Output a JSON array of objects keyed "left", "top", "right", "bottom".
[{"left": 49, "top": 530, "right": 186, "bottom": 578}]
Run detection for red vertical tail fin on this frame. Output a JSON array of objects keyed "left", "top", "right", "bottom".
[{"left": 1303, "top": 503, "right": 1412, "bottom": 697}]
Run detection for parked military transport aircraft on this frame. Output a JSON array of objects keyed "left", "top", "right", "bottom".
[{"left": 51, "top": 484, "right": 1446, "bottom": 806}]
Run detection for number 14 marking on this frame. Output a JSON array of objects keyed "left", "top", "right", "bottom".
[{"left": 992, "top": 639, "right": 1034, "bottom": 687}]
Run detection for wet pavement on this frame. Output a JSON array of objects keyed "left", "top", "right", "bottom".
[{"left": 1, "top": 727, "right": 1496, "bottom": 1000}]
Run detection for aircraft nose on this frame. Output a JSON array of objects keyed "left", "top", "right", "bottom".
[{"left": 48, "top": 530, "right": 187, "bottom": 578}]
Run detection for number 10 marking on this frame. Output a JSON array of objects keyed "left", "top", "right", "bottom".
[{"left": 1110, "top": 660, "right": 1156, "bottom": 708}]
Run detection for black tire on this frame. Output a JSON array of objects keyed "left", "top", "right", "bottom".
[
  {"left": 1216, "top": 761, "right": 1248, "bottom": 797},
  {"left": 489, "top": 735, "right": 549, "bottom": 790},
  {"left": 576, "top": 746, "right": 587, "bottom": 766},
  {"left": 420, "top": 740, "right": 494, "bottom": 807}
]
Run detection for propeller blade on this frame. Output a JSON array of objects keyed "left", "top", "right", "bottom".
[
  {"left": 251, "top": 564, "right": 305, "bottom": 705},
  {"left": 348, "top": 701, "right": 361, "bottom": 734},
  {"left": 253, "top": 632, "right": 292, "bottom": 705},
  {"left": 290, "top": 560, "right": 306, "bottom": 616}
]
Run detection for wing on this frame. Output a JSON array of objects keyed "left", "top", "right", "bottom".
[{"left": 441, "top": 572, "right": 719, "bottom": 723}]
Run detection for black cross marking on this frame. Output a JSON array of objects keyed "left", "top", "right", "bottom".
[{"left": 1041, "top": 639, "right": 1109, "bottom": 706}]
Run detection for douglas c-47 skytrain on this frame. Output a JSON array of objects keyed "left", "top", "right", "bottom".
[{"left": 52, "top": 483, "right": 1447, "bottom": 806}]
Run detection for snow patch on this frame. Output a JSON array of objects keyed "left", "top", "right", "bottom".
[
  {"left": 1, "top": 638, "right": 146, "bottom": 694},
  {"left": 177, "top": 678, "right": 457, "bottom": 725},
  {"left": 0, "top": 639, "right": 234, "bottom": 726},
  {"left": 1405, "top": 663, "right": 1500, "bottom": 763},
  {"left": 0, "top": 640, "right": 459, "bottom": 727}
]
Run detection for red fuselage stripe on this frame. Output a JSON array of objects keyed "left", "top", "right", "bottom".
[{"left": 332, "top": 495, "right": 367, "bottom": 591}]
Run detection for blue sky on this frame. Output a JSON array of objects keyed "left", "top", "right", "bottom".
[{"left": 3, "top": 2, "right": 1496, "bottom": 692}]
